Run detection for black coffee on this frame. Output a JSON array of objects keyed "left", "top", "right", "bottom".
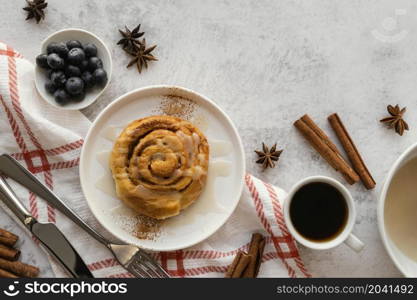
[{"left": 289, "top": 182, "right": 348, "bottom": 242}]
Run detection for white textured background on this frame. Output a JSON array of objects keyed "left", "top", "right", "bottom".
[{"left": 2, "top": 0, "right": 417, "bottom": 277}]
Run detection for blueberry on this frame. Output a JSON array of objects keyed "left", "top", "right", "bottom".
[
  {"left": 54, "top": 89, "right": 70, "bottom": 105},
  {"left": 81, "top": 71, "right": 95, "bottom": 89},
  {"left": 65, "top": 65, "right": 81, "bottom": 77},
  {"left": 44, "top": 80, "right": 57, "bottom": 94},
  {"left": 83, "top": 43, "right": 97, "bottom": 57},
  {"left": 46, "top": 42, "right": 60, "bottom": 54},
  {"left": 36, "top": 54, "right": 49, "bottom": 69},
  {"left": 72, "top": 90, "right": 86, "bottom": 102},
  {"left": 65, "top": 77, "right": 84, "bottom": 96},
  {"left": 50, "top": 71, "right": 66, "bottom": 87},
  {"left": 79, "top": 59, "right": 89, "bottom": 72},
  {"left": 93, "top": 68, "right": 107, "bottom": 86},
  {"left": 66, "top": 40, "right": 83, "bottom": 50},
  {"left": 67, "top": 48, "right": 86, "bottom": 65},
  {"left": 47, "top": 53, "right": 65, "bottom": 69},
  {"left": 55, "top": 42, "right": 69, "bottom": 58},
  {"left": 88, "top": 57, "right": 103, "bottom": 71}
]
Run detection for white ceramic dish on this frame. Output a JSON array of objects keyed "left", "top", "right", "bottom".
[
  {"left": 378, "top": 142, "right": 417, "bottom": 277},
  {"left": 80, "top": 85, "right": 245, "bottom": 251},
  {"left": 34, "top": 28, "right": 112, "bottom": 110}
]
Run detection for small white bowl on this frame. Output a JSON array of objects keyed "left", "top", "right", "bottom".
[
  {"left": 34, "top": 28, "right": 112, "bottom": 110},
  {"left": 378, "top": 142, "right": 417, "bottom": 277}
]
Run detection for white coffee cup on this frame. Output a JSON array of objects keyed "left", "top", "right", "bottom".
[{"left": 283, "top": 176, "right": 364, "bottom": 252}]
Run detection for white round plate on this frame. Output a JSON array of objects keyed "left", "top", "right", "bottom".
[
  {"left": 35, "top": 28, "right": 112, "bottom": 110},
  {"left": 80, "top": 85, "right": 245, "bottom": 251},
  {"left": 378, "top": 142, "right": 417, "bottom": 277}
]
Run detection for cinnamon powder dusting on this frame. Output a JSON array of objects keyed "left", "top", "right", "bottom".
[
  {"left": 113, "top": 209, "right": 163, "bottom": 241},
  {"left": 155, "top": 95, "right": 196, "bottom": 120},
  {"left": 132, "top": 215, "right": 163, "bottom": 240}
]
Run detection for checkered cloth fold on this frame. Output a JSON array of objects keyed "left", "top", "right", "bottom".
[{"left": 0, "top": 43, "right": 310, "bottom": 278}]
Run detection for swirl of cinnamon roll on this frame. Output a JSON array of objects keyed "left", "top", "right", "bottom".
[{"left": 110, "top": 115, "right": 209, "bottom": 219}]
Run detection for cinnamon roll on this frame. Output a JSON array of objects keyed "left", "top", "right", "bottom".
[{"left": 109, "top": 115, "right": 209, "bottom": 219}]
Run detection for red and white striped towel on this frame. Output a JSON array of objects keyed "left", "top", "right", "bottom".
[{"left": 0, "top": 43, "right": 310, "bottom": 278}]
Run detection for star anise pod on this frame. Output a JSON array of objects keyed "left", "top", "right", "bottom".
[
  {"left": 380, "top": 104, "right": 409, "bottom": 136},
  {"left": 23, "top": 0, "right": 47, "bottom": 23},
  {"left": 117, "top": 24, "right": 145, "bottom": 51},
  {"left": 255, "top": 143, "right": 283, "bottom": 169},
  {"left": 126, "top": 39, "right": 158, "bottom": 73}
]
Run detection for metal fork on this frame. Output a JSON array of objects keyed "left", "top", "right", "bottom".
[{"left": 0, "top": 154, "right": 169, "bottom": 278}]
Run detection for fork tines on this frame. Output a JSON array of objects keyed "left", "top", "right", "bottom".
[{"left": 127, "top": 251, "right": 170, "bottom": 278}]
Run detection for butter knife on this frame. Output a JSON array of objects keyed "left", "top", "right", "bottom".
[
  {"left": 0, "top": 153, "right": 169, "bottom": 278},
  {"left": 0, "top": 175, "right": 93, "bottom": 278}
]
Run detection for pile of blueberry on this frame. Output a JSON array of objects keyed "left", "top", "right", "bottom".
[{"left": 36, "top": 40, "right": 108, "bottom": 105}]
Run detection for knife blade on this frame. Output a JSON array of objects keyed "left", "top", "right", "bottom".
[{"left": 0, "top": 175, "right": 93, "bottom": 278}]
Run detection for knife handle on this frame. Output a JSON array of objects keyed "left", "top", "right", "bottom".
[
  {"left": 0, "top": 175, "right": 34, "bottom": 226},
  {"left": 0, "top": 154, "right": 108, "bottom": 245}
]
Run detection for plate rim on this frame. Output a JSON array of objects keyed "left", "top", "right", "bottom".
[{"left": 79, "top": 84, "right": 246, "bottom": 251}]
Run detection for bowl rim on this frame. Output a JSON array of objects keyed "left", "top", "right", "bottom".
[
  {"left": 35, "top": 27, "right": 112, "bottom": 111},
  {"left": 378, "top": 141, "right": 417, "bottom": 277},
  {"left": 79, "top": 84, "right": 246, "bottom": 251}
]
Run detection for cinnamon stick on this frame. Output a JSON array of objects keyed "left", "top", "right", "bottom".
[
  {"left": 0, "top": 228, "right": 18, "bottom": 247},
  {"left": 294, "top": 115, "right": 360, "bottom": 185},
  {"left": 242, "top": 233, "right": 265, "bottom": 278},
  {"left": 300, "top": 115, "right": 342, "bottom": 158},
  {"left": 0, "top": 244, "right": 20, "bottom": 261},
  {"left": 225, "top": 251, "right": 252, "bottom": 278},
  {"left": 328, "top": 113, "right": 376, "bottom": 189},
  {"left": 0, "top": 268, "right": 18, "bottom": 278},
  {"left": 0, "top": 258, "right": 39, "bottom": 277}
]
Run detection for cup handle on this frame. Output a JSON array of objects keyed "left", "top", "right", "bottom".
[{"left": 344, "top": 233, "right": 365, "bottom": 252}]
